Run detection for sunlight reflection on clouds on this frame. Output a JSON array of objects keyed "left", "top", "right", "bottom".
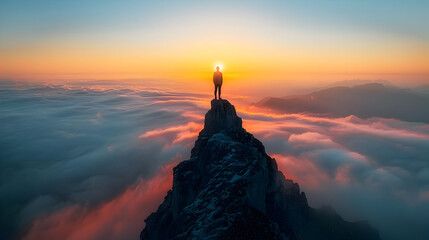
[{"left": 1, "top": 81, "right": 429, "bottom": 240}]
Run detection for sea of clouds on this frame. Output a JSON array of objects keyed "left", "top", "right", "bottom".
[{"left": 1, "top": 80, "right": 428, "bottom": 240}]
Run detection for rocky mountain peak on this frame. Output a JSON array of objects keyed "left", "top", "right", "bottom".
[
  {"left": 200, "top": 99, "right": 243, "bottom": 136},
  {"left": 141, "top": 99, "right": 380, "bottom": 240}
]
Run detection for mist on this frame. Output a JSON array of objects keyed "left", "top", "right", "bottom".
[{"left": 1, "top": 80, "right": 428, "bottom": 240}]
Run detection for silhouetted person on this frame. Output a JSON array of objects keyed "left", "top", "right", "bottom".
[{"left": 213, "top": 66, "right": 223, "bottom": 100}]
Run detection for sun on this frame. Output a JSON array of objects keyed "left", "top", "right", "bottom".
[{"left": 214, "top": 63, "right": 223, "bottom": 71}]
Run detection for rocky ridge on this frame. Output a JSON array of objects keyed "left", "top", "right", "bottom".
[{"left": 141, "top": 99, "right": 380, "bottom": 240}]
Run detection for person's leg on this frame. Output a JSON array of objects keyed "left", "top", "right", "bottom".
[
  {"left": 214, "top": 85, "right": 217, "bottom": 99},
  {"left": 218, "top": 84, "right": 222, "bottom": 99}
]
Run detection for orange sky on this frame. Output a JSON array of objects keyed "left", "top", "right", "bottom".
[{"left": 1, "top": 1, "right": 428, "bottom": 95}]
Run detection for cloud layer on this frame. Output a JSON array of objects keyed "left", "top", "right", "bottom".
[
  {"left": 1, "top": 80, "right": 429, "bottom": 240},
  {"left": 0, "top": 81, "right": 210, "bottom": 239},
  {"left": 22, "top": 162, "right": 175, "bottom": 240},
  {"left": 241, "top": 109, "right": 429, "bottom": 240}
]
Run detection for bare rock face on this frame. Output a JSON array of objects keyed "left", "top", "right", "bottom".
[
  {"left": 140, "top": 99, "right": 380, "bottom": 240},
  {"left": 199, "top": 99, "right": 242, "bottom": 136}
]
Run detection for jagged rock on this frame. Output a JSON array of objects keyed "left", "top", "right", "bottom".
[
  {"left": 199, "top": 99, "right": 242, "bottom": 136},
  {"left": 141, "top": 99, "right": 380, "bottom": 240}
]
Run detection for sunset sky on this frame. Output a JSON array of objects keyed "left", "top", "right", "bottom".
[
  {"left": 1, "top": 2, "right": 429, "bottom": 239},
  {"left": 1, "top": 0, "right": 428, "bottom": 95}
]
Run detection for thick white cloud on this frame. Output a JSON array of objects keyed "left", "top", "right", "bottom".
[
  {"left": 0, "top": 81, "right": 210, "bottom": 239},
  {"left": 241, "top": 109, "right": 429, "bottom": 240}
]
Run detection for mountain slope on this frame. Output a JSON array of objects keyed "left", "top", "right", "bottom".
[
  {"left": 141, "top": 99, "right": 380, "bottom": 240},
  {"left": 256, "top": 83, "right": 429, "bottom": 123}
]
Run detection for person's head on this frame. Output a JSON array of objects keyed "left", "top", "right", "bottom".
[{"left": 216, "top": 66, "right": 220, "bottom": 71}]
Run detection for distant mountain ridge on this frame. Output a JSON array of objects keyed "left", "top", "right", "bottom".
[
  {"left": 323, "top": 80, "right": 395, "bottom": 89},
  {"left": 140, "top": 99, "right": 380, "bottom": 240},
  {"left": 256, "top": 83, "right": 429, "bottom": 123}
]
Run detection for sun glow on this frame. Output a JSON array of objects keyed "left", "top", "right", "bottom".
[{"left": 214, "top": 63, "right": 223, "bottom": 71}]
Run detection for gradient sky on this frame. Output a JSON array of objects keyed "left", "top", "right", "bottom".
[{"left": 0, "top": 0, "right": 428, "bottom": 93}]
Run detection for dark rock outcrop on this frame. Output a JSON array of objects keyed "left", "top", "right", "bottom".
[{"left": 141, "top": 99, "right": 380, "bottom": 240}]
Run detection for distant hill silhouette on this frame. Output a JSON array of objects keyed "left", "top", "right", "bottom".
[
  {"left": 323, "top": 80, "right": 394, "bottom": 89},
  {"left": 413, "top": 84, "right": 429, "bottom": 95},
  {"left": 256, "top": 83, "right": 429, "bottom": 123}
]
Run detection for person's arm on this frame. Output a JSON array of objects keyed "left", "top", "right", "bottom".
[{"left": 220, "top": 73, "right": 223, "bottom": 82}]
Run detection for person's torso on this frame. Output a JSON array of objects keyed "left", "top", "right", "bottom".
[{"left": 213, "top": 72, "right": 222, "bottom": 85}]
